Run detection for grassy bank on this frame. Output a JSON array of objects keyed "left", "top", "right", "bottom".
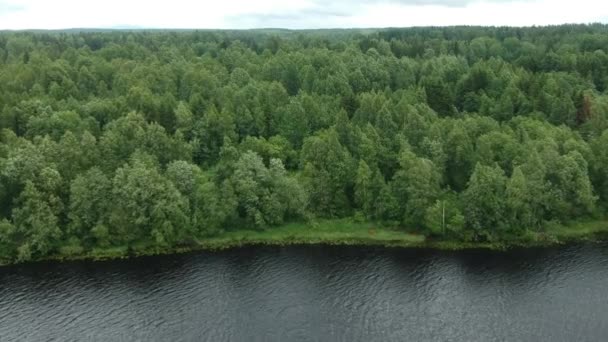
[
  {"left": 200, "top": 220, "right": 425, "bottom": 249},
  {"left": 545, "top": 220, "right": 608, "bottom": 242},
  {"left": 198, "top": 219, "right": 608, "bottom": 251},
  {"left": 2, "top": 219, "right": 608, "bottom": 266}
]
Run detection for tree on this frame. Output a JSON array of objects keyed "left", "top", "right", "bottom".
[
  {"left": 391, "top": 149, "right": 441, "bottom": 229},
  {"left": 68, "top": 167, "right": 112, "bottom": 246},
  {"left": 374, "top": 181, "right": 399, "bottom": 223},
  {"left": 238, "top": 135, "right": 297, "bottom": 169},
  {"left": 354, "top": 160, "right": 373, "bottom": 216},
  {"left": 276, "top": 98, "right": 310, "bottom": 148},
  {"left": 2, "top": 27, "right": 608, "bottom": 262},
  {"left": 56, "top": 131, "right": 99, "bottom": 181},
  {"left": 590, "top": 130, "right": 608, "bottom": 205},
  {"left": 0, "top": 219, "right": 16, "bottom": 260},
  {"left": 444, "top": 121, "right": 476, "bottom": 191},
  {"left": 505, "top": 167, "right": 536, "bottom": 233},
  {"left": 545, "top": 151, "right": 596, "bottom": 220},
  {"left": 230, "top": 151, "right": 305, "bottom": 228},
  {"left": 424, "top": 195, "right": 465, "bottom": 238},
  {"left": 301, "top": 128, "right": 355, "bottom": 217},
  {"left": 422, "top": 75, "right": 455, "bottom": 116},
  {"left": 174, "top": 102, "right": 194, "bottom": 139},
  {"left": 192, "top": 106, "right": 236, "bottom": 166},
  {"left": 462, "top": 163, "right": 508, "bottom": 239},
  {"left": 166, "top": 160, "right": 233, "bottom": 236},
  {"left": 99, "top": 112, "right": 191, "bottom": 171},
  {"left": 109, "top": 154, "right": 190, "bottom": 246},
  {"left": 12, "top": 181, "right": 62, "bottom": 261}
]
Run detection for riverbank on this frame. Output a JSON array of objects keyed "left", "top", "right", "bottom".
[
  {"left": 2, "top": 219, "right": 608, "bottom": 266},
  {"left": 196, "top": 219, "right": 608, "bottom": 251}
]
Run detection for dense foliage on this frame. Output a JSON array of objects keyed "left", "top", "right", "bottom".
[{"left": 1, "top": 25, "right": 608, "bottom": 262}]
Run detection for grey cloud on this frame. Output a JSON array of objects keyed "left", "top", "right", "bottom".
[
  {"left": 226, "top": 0, "right": 534, "bottom": 28},
  {"left": 227, "top": 15, "right": 330, "bottom": 29},
  {"left": 310, "top": 0, "right": 523, "bottom": 8},
  {"left": 0, "top": 1, "right": 26, "bottom": 13},
  {"left": 235, "top": 8, "right": 352, "bottom": 23},
  {"left": 226, "top": 5, "right": 354, "bottom": 28}
]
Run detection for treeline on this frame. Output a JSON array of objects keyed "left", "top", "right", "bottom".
[{"left": 1, "top": 25, "right": 608, "bottom": 261}]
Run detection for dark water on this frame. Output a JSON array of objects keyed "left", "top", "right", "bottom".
[{"left": 1, "top": 244, "right": 608, "bottom": 342}]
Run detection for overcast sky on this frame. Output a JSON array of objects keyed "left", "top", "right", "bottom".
[{"left": 0, "top": 0, "right": 607, "bottom": 30}]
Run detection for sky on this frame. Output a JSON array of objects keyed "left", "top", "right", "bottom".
[{"left": 0, "top": 0, "right": 607, "bottom": 30}]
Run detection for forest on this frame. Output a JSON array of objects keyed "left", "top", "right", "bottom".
[{"left": 1, "top": 25, "right": 608, "bottom": 263}]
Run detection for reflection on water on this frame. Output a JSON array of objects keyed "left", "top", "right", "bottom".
[{"left": 1, "top": 243, "right": 608, "bottom": 341}]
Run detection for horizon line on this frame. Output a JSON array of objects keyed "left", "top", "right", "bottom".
[{"left": 1, "top": 22, "right": 607, "bottom": 32}]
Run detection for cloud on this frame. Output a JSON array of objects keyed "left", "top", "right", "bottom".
[
  {"left": 0, "top": 0, "right": 605, "bottom": 30},
  {"left": 228, "top": 0, "right": 529, "bottom": 25},
  {"left": 310, "top": 0, "right": 520, "bottom": 8},
  {"left": 226, "top": 0, "right": 607, "bottom": 29},
  {"left": 225, "top": 6, "right": 354, "bottom": 28},
  {"left": 0, "top": 0, "right": 26, "bottom": 13}
]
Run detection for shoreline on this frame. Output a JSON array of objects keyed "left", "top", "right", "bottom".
[{"left": 2, "top": 219, "right": 608, "bottom": 266}]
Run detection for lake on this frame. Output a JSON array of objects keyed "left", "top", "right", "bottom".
[{"left": 1, "top": 243, "right": 608, "bottom": 341}]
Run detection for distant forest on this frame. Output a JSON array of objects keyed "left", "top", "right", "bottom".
[{"left": 1, "top": 25, "right": 608, "bottom": 262}]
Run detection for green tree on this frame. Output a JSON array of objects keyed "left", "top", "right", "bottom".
[
  {"left": 391, "top": 149, "right": 441, "bottom": 228},
  {"left": 0, "top": 219, "right": 16, "bottom": 260},
  {"left": 166, "top": 160, "right": 233, "bottom": 236},
  {"left": 505, "top": 167, "right": 536, "bottom": 232},
  {"left": 424, "top": 195, "right": 465, "bottom": 238},
  {"left": 354, "top": 160, "right": 373, "bottom": 216},
  {"left": 301, "top": 128, "right": 355, "bottom": 217},
  {"left": 276, "top": 98, "right": 310, "bottom": 148},
  {"left": 230, "top": 151, "right": 305, "bottom": 228},
  {"left": 109, "top": 155, "right": 190, "bottom": 246},
  {"left": 545, "top": 151, "right": 596, "bottom": 220},
  {"left": 174, "top": 102, "right": 194, "bottom": 139},
  {"left": 462, "top": 163, "right": 508, "bottom": 239},
  {"left": 590, "top": 130, "right": 608, "bottom": 205},
  {"left": 12, "top": 181, "right": 62, "bottom": 261},
  {"left": 68, "top": 167, "right": 112, "bottom": 247},
  {"left": 192, "top": 106, "right": 236, "bottom": 166}
]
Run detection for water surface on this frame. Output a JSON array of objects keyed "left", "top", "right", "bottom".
[{"left": 1, "top": 244, "right": 608, "bottom": 341}]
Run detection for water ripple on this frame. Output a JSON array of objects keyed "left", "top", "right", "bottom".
[{"left": 1, "top": 244, "right": 608, "bottom": 341}]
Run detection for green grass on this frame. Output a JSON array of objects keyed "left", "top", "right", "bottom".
[
  {"left": 4, "top": 219, "right": 608, "bottom": 266},
  {"left": 200, "top": 219, "right": 425, "bottom": 249},
  {"left": 547, "top": 220, "right": 608, "bottom": 241}
]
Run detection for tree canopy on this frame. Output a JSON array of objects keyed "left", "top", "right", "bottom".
[{"left": 1, "top": 25, "right": 608, "bottom": 261}]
